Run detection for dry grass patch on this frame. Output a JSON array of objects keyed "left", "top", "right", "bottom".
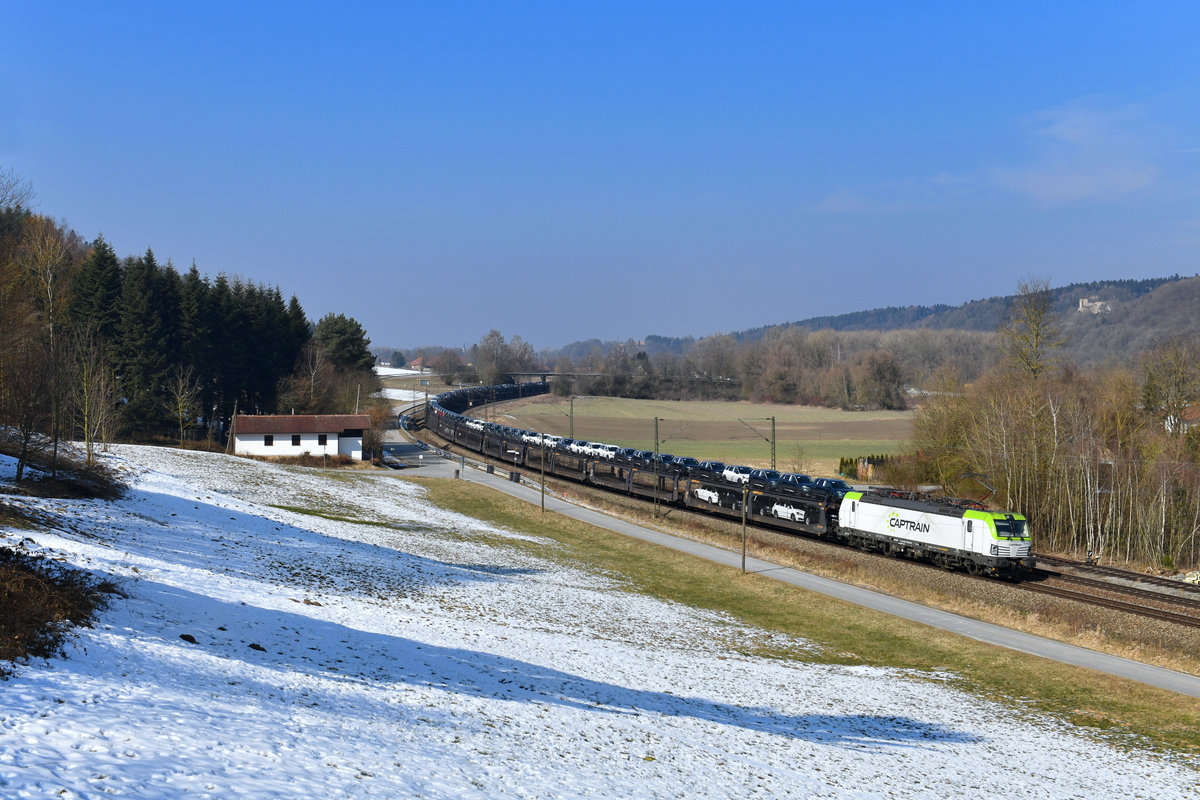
[
  {"left": 0, "top": 545, "right": 123, "bottom": 678},
  {"left": 0, "top": 444, "right": 127, "bottom": 501},
  {"left": 240, "top": 453, "right": 361, "bottom": 469},
  {"left": 0, "top": 501, "right": 42, "bottom": 529}
]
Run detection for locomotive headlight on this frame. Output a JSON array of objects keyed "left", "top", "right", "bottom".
[{"left": 990, "top": 544, "right": 998, "bottom": 556}]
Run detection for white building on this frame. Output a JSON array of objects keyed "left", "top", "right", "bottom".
[{"left": 233, "top": 414, "right": 370, "bottom": 460}]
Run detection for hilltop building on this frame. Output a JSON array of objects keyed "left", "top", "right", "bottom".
[{"left": 1078, "top": 297, "right": 1111, "bottom": 314}]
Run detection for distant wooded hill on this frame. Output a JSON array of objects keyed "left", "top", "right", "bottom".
[
  {"left": 740, "top": 276, "right": 1183, "bottom": 336},
  {"left": 638, "top": 275, "right": 1200, "bottom": 367}
]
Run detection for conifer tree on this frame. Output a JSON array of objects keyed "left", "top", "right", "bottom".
[
  {"left": 114, "top": 250, "right": 171, "bottom": 435},
  {"left": 69, "top": 235, "right": 123, "bottom": 341},
  {"left": 179, "top": 264, "right": 217, "bottom": 433},
  {"left": 314, "top": 313, "right": 374, "bottom": 372}
]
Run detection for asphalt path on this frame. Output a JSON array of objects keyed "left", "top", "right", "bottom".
[{"left": 381, "top": 440, "right": 1200, "bottom": 699}]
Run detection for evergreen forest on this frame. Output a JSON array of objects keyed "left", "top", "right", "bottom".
[{"left": 0, "top": 170, "right": 379, "bottom": 480}]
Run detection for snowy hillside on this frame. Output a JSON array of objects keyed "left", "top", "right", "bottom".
[{"left": 0, "top": 446, "right": 1194, "bottom": 798}]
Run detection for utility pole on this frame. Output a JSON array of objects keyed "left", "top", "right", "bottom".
[
  {"left": 653, "top": 416, "right": 660, "bottom": 517},
  {"left": 742, "top": 485, "right": 749, "bottom": 573},
  {"left": 569, "top": 395, "right": 574, "bottom": 439},
  {"left": 771, "top": 416, "right": 776, "bottom": 470}
]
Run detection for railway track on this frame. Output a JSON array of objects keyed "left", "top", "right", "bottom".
[
  {"left": 1017, "top": 557, "right": 1200, "bottom": 628},
  {"left": 1018, "top": 579, "right": 1200, "bottom": 629},
  {"left": 1049, "top": 571, "right": 1200, "bottom": 612},
  {"left": 413, "top": 403, "right": 1200, "bottom": 631},
  {"left": 1036, "top": 553, "right": 1200, "bottom": 596}
]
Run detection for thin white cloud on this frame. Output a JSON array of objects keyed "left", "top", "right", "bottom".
[
  {"left": 989, "top": 100, "right": 1160, "bottom": 203},
  {"left": 813, "top": 98, "right": 1174, "bottom": 213}
]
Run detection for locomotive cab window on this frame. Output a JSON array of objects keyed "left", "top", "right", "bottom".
[{"left": 995, "top": 518, "right": 1027, "bottom": 538}]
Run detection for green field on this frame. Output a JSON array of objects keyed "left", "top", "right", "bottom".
[{"left": 478, "top": 395, "right": 912, "bottom": 477}]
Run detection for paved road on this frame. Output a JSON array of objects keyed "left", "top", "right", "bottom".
[{"left": 379, "top": 436, "right": 1200, "bottom": 699}]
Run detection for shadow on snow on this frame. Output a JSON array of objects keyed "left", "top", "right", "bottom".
[{"left": 112, "top": 579, "right": 983, "bottom": 751}]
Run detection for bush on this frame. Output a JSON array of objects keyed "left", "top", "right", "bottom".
[
  {"left": 0, "top": 437, "right": 127, "bottom": 500},
  {"left": 0, "top": 544, "right": 122, "bottom": 677}
]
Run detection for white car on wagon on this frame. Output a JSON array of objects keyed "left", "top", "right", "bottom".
[{"left": 722, "top": 465, "right": 752, "bottom": 484}]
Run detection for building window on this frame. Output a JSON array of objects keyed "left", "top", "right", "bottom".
[
  {"left": 264, "top": 435, "right": 273, "bottom": 446},
  {"left": 318, "top": 434, "right": 327, "bottom": 446},
  {"left": 292, "top": 434, "right": 301, "bottom": 447}
]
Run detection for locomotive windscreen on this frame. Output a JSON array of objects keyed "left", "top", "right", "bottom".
[{"left": 994, "top": 518, "right": 1027, "bottom": 538}]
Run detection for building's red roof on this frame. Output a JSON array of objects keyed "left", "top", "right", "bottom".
[{"left": 234, "top": 415, "right": 370, "bottom": 435}]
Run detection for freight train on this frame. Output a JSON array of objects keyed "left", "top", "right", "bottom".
[{"left": 419, "top": 382, "right": 1034, "bottom": 578}]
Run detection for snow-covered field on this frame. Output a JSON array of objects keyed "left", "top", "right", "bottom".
[
  {"left": 378, "top": 387, "right": 426, "bottom": 402},
  {"left": 374, "top": 366, "right": 430, "bottom": 403},
  {"left": 1, "top": 446, "right": 1195, "bottom": 799},
  {"left": 375, "top": 367, "right": 425, "bottom": 378}
]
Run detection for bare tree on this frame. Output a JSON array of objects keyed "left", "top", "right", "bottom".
[
  {"left": 0, "top": 165, "right": 34, "bottom": 210},
  {"left": 852, "top": 349, "right": 906, "bottom": 410},
  {"left": 297, "top": 340, "right": 329, "bottom": 411},
  {"left": 24, "top": 217, "right": 85, "bottom": 461},
  {"left": 12, "top": 215, "right": 81, "bottom": 475},
  {"left": 5, "top": 325, "right": 51, "bottom": 481},
  {"left": 430, "top": 350, "right": 467, "bottom": 386},
  {"left": 362, "top": 399, "right": 393, "bottom": 464},
  {"left": 70, "top": 325, "right": 117, "bottom": 464},
  {"left": 693, "top": 334, "right": 738, "bottom": 381},
  {"left": 472, "top": 329, "right": 509, "bottom": 386},
  {"left": 1000, "top": 276, "right": 1064, "bottom": 379},
  {"left": 161, "top": 364, "right": 202, "bottom": 445},
  {"left": 1140, "top": 337, "right": 1200, "bottom": 436}
]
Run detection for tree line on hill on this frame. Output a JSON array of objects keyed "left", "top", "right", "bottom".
[
  {"left": 902, "top": 279, "right": 1200, "bottom": 570},
  {"left": 0, "top": 168, "right": 379, "bottom": 480},
  {"left": 411, "top": 276, "right": 1198, "bottom": 417}
]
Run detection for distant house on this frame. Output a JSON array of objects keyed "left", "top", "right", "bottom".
[
  {"left": 232, "top": 414, "right": 370, "bottom": 460},
  {"left": 1158, "top": 405, "right": 1200, "bottom": 436}
]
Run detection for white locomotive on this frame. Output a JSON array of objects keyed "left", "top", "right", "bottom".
[{"left": 839, "top": 490, "right": 1034, "bottom": 576}]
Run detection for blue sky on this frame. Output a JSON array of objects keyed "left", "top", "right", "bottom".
[{"left": 5, "top": 2, "right": 1199, "bottom": 351}]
